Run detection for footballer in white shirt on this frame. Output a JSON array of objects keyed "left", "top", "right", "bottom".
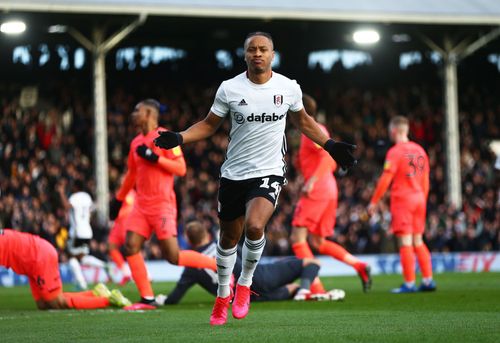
[
  {"left": 58, "top": 179, "right": 109, "bottom": 290},
  {"left": 154, "top": 31, "right": 357, "bottom": 326}
]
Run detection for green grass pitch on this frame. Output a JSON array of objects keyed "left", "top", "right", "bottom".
[{"left": 1, "top": 273, "right": 499, "bottom": 342}]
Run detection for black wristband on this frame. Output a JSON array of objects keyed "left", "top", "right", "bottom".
[
  {"left": 175, "top": 132, "right": 184, "bottom": 145},
  {"left": 323, "top": 139, "right": 336, "bottom": 150}
]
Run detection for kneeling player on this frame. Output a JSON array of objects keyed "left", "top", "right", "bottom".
[
  {"left": 156, "top": 222, "right": 345, "bottom": 306},
  {"left": 0, "top": 228, "right": 130, "bottom": 310}
]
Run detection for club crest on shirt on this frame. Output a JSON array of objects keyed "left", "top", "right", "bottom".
[
  {"left": 37, "top": 276, "right": 46, "bottom": 287},
  {"left": 273, "top": 94, "right": 283, "bottom": 107}
]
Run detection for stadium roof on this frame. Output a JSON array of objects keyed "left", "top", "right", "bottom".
[{"left": 2, "top": 0, "right": 500, "bottom": 25}]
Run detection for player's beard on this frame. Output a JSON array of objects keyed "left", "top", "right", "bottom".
[{"left": 249, "top": 63, "right": 270, "bottom": 75}]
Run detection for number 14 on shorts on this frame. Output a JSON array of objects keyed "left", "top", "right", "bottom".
[{"left": 260, "top": 177, "right": 282, "bottom": 203}]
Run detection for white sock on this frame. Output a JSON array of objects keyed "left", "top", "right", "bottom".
[
  {"left": 122, "top": 264, "right": 131, "bottom": 278},
  {"left": 405, "top": 281, "right": 416, "bottom": 288},
  {"left": 238, "top": 236, "right": 266, "bottom": 287},
  {"left": 81, "top": 255, "right": 111, "bottom": 281},
  {"left": 69, "top": 257, "right": 88, "bottom": 290},
  {"left": 423, "top": 277, "right": 433, "bottom": 285},
  {"left": 81, "top": 255, "right": 107, "bottom": 269},
  {"left": 216, "top": 243, "right": 237, "bottom": 298}
]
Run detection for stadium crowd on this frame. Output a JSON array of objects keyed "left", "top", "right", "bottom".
[{"left": 0, "top": 78, "right": 499, "bottom": 260}]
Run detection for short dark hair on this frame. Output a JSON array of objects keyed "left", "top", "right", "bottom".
[
  {"left": 244, "top": 31, "right": 274, "bottom": 50},
  {"left": 140, "top": 98, "right": 160, "bottom": 113},
  {"left": 73, "top": 179, "right": 85, "bottom": 192}
]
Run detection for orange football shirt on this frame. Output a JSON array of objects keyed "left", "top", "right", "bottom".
[
  {"left": 0, "top": 229, "right": 43, "bottom": 275},
  {"left": 127, "top": 127, "right": 184, "bottom": 214},
  {"left": 296, "top": 123, "right": 337, "bottom": 200},
  {"left": 383, "top": 141, "right": 429, "bottom": 201}
]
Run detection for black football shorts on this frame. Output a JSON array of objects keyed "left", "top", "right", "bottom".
[{"left": 217, "top": 175, "right": 285, "bottom": 221}]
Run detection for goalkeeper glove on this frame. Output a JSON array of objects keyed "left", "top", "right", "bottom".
[
  {"left": 154, "top": 131, "right": 183, "bottom": 150},
  {"left": 136, "top": 144, "right": 159, "bottom": 163},
  {"left": 109, "top": 197, "right": 123, "bottom": 220},
  {"left": 323, "top": 139, "right": 357, "bottom": 170}
]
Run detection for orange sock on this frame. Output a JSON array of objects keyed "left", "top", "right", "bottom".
[
  {"left": 292, "top": 242, "right": 325, "bottom": 293},
  {"left": 178, "top": 250, "right": 217, "bottom": 271},
  {"left": 318, "top": 240, "right": 348, "bottom": 260},
  {"left": 71, "top": 290, "right": 95, "bottom": 297},
  {"left": 127, "top": 253, "right": 154, "bottom": 298},
  {"left": 399, "top": 246, "right": 416, "bottom": 283},
  {"left": 414, "top": 244, "right": 433, "bottom": 279},
  {"left": 64, "top": 293, "right": 109, "bottom": 309},
  {"left": 110, "top": 249, "right": 125, "bottom": 269},
  {"left": 292, "top": 241, "right": 315, "bottom": 259},
  {"left": 310, "top": 278, "right": 326, "bottom": 294},
  {"left": 318, "top": 240, "right": 363, "bottom": 270}
]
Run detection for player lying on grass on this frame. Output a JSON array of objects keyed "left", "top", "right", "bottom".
[
  {"left": 155, "top": 221, "right": 345, "bottom": 305},
  {"left": 0, "top": 228, "right": 131, "bottom": 310}
]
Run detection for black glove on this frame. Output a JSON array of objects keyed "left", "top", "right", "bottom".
[
  {"left": 109, "top": 197, "right": 123, "bottom": 220},
  {"left": 136, "top": 144, "right": 159, "bottom": 163},
  {"left": 154, "top": 131, "right": 183, "bottom": 150},
  {"left": 323, "top": 139, "right": 357, "bottom": 170}
]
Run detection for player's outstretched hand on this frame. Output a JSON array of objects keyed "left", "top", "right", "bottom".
[
  {"left": 154, "top": 131, "right": 183, "bottom": 150},
  {"left": 323, "top": 139, "right": 357, "bottom": 170},
  {"left": 136, "top": 144, "right": 159, "bottom": 163},
  {"left": 109, "top": 197, "right": 123, "bottom": 220}
]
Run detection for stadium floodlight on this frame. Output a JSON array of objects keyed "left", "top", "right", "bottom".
[
  {"left": 0, "top": 20, "right": 26, "bottom": 34},
  {"left": 353, "top": 29, "right": 380, "bottom": 45}
]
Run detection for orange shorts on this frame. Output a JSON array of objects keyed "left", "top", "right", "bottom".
[
  {"left": 292, "top": 197, "right": 337, "bottom": 238},
  {"left": 125, "top": 205, "right": 177, "bottom": 241},
  {"left": 391, "top": 198, "right": 426, "bottom": 235},
  {"left": 108, "top": 219, "right": 127, "bottom": 246},
  {"left": 29, "top": 239, "right": 63, "bottom": 302}
]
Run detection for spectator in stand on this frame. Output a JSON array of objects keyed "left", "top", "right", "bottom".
[{"left": 0, "top": 83, "right": 498, "bottom": 260}]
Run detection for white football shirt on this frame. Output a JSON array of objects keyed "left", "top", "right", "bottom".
[
  {"left": 210, "top": 71, "right": 303, "bottom": 180},
  {"left": 68, "top": 191, "right": 93, "bottom": 239}
]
